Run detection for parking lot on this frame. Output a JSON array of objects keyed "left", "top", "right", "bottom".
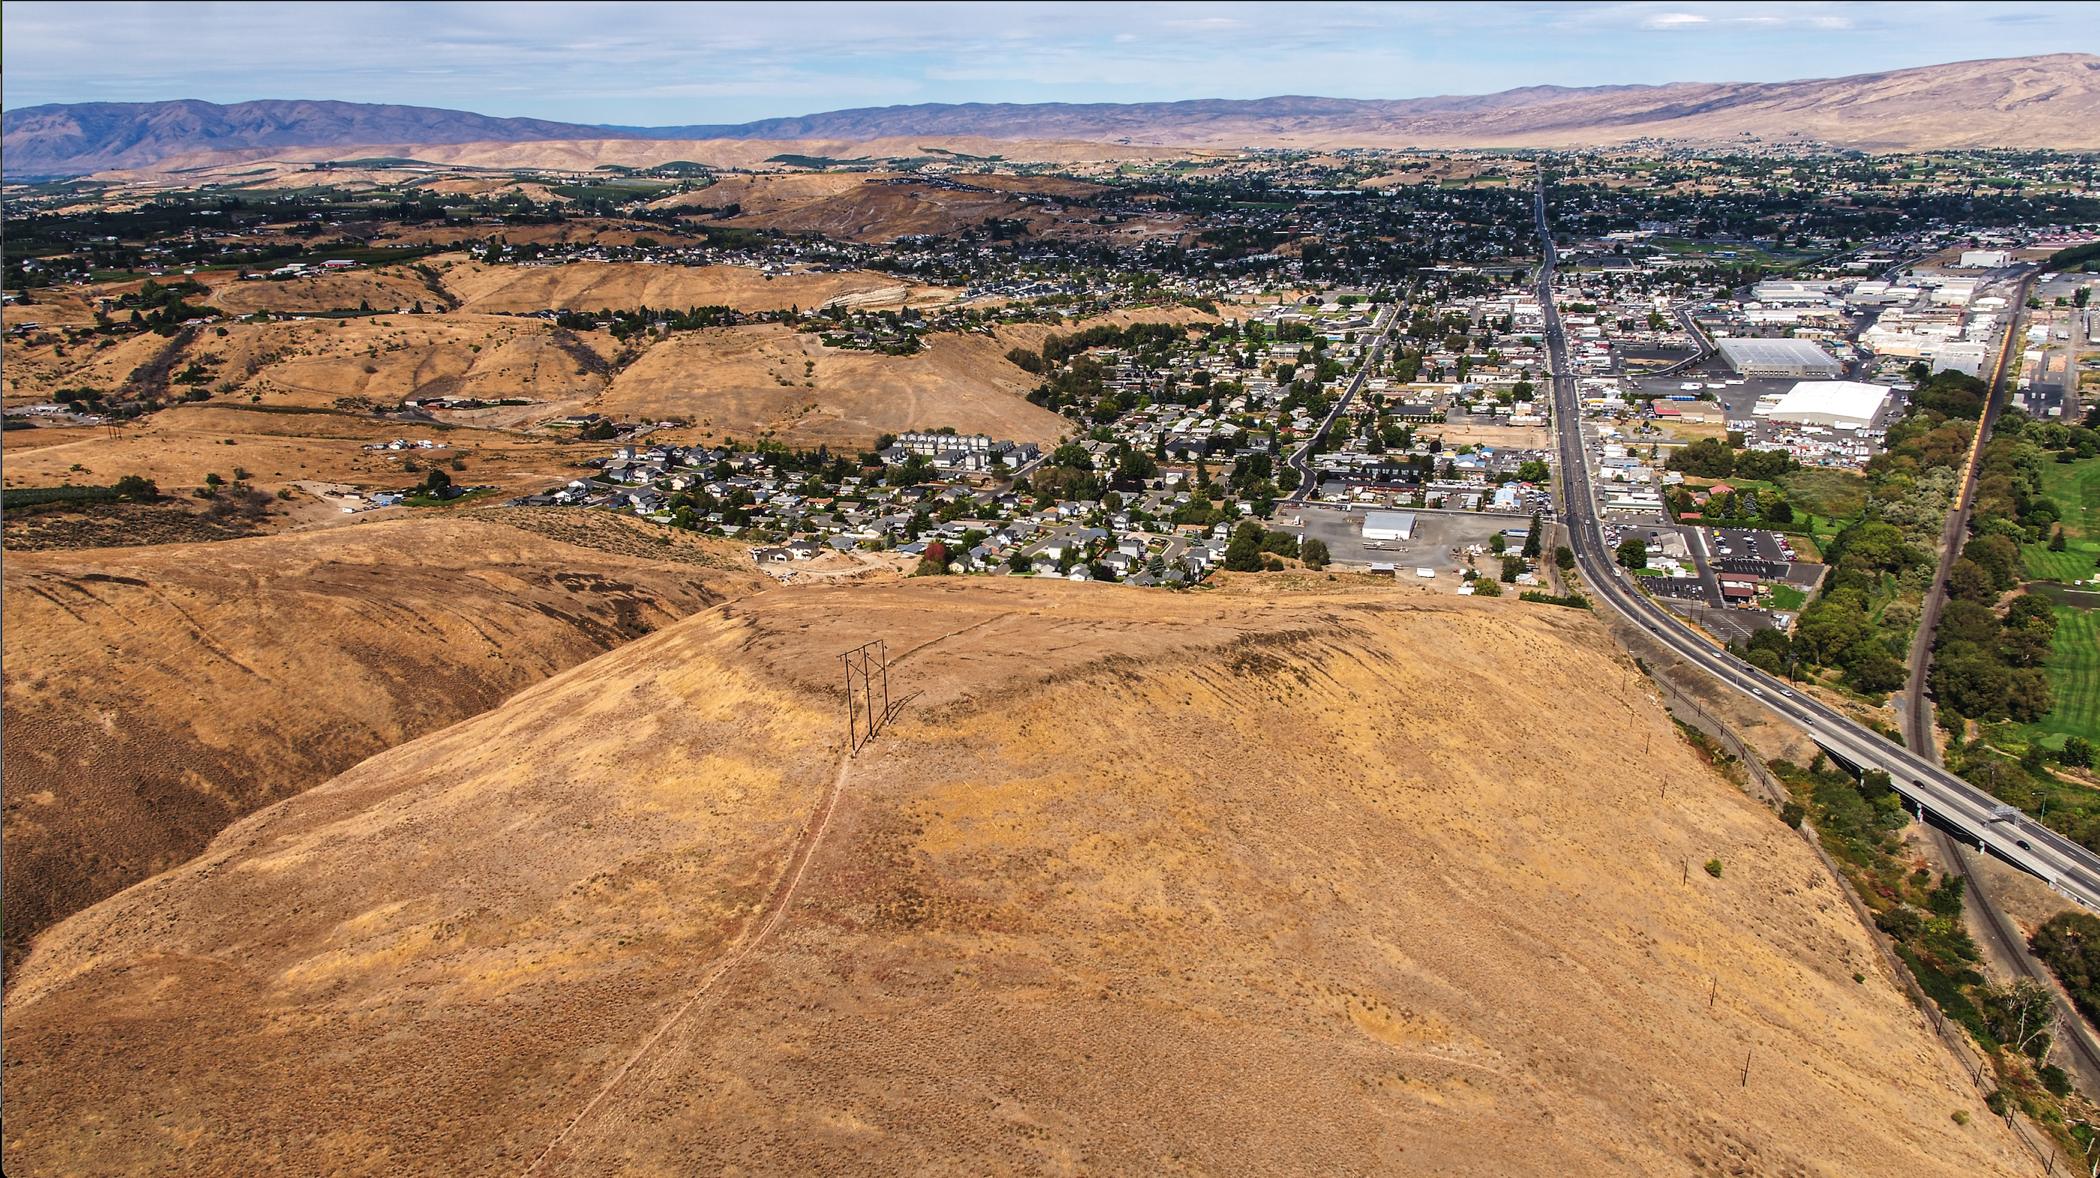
[
  {"left": 1705, "top": 527, "right": 1798, "bottom": 566},
  {"left": 1285, "top": 506, "right": 1529, "bottom": 573}
]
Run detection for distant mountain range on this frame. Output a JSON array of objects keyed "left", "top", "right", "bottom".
[{"left": 7, "top": 53, "right": 2098, "bottom": 176}]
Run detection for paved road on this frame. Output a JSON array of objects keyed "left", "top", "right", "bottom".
[
  {"left": 1283, "top": 304, "right": 1396, "bottom": 504},
  {"left": 1531, "top": 173, "right": 2100, "bottom": 914},
  {"left": 1647, "top": 304, "right": 1716, "bottom": 378}
]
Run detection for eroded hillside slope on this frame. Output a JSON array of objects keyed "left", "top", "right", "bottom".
[
  {"left": 0, "top": 509, "right": 763, "bottom": 967},
  {"left": 2, "top": 580, "right": 2020, "bottom": 1174}
]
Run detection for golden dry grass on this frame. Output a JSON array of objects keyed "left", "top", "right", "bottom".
[
  {"left": 0, "top": 403, "right": 591, "bottom": 507},
  {"left": 597, "top": 321, "right": 1070, "bottom": 446},
  {"left": 0, "top": 509, "right": 764, "bottom": 971},
  {"left": 437, "top": 259, "right": 952, "bottom": 314},
  {"left": 1, "top": 578, "right": 2025, "bottom": 1174},
  {"left": 596, "top": 308, "right": 1207, "bottom": 449}
]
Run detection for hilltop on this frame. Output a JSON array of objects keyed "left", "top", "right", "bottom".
[
  {"left": 8, "top": 54, "right": 2097, "bottom": 176},
  {"left": 2, "top": 579, "right": 2024, "bottom": 1173},
  {"left": 0, "top": 509, "right": 764, "bottom": 969}
]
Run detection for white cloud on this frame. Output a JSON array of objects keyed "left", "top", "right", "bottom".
[{"left": 1642, "top": 12, "right": 1710, "bottom": 29}]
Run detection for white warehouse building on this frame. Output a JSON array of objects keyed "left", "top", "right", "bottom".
[
  {"left": 1959, "top": 249, "right": 2013, "bottom": 269},
  {"left": 1759, "top": 381, "right": 1893, "bottom": 430},
  {"left": 1362, "top": 510, "right": 1417, "bottom": 542},
  {"left": 1715, "top": 337, "right": 1844, "bottom": 379}
]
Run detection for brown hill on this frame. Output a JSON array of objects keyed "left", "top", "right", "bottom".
[
  {"left": 3, "top": 308, "right": 617, "bottom": 416},
  {"left": 596, "top": 309, "right": 1206, "bottom": 449},
  {"left": 437, "top": 259, "right": 953, "bottom": 314},
  {"left": 1, "top": 98, "right": 630, "bottom": 176},
  {"left": 23, "top": 55, "right": 2100, "bottom": 180},
  {"left": 1, "top": 579, "right": 2023, "bottom": 1173},
  {"left": 640, "top": 54, "right": 2100, "bottom": 151},
  {"left": 653, "top": 172, "right": 1106, "bottom": 244},
  {"left": 0, "top": 510, "right": 764, "bottom": 969}
]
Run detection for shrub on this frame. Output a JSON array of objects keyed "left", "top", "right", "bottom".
[
  {"left": 112, "top": 474, "right": 159, "bottom": 501},
  {"left": 1703, "top": 859, "right": 1723, "bottom": 878}
]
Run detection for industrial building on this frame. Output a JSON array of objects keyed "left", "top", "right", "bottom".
[
  {"left": 1759, "top": 381, "right": 1893, "bottom": 430},
  {"left": 1715, "top": 337, "right": 1844, "bottom": 379},
  {"left": 1932, "top": 341, "right": 1990, "bottom": 377},
  {"left": 1362, "top": 511, "right": 1417, "bottom": 542},
  {"left": 1959, "top": 249, "right": 2013, "bottom": 269}
]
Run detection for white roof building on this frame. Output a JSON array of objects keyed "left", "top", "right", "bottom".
[
  {"left": 1715, "top": 337, "right": 1844, "bottom": 379},
  {"left": 1363, "top": 511, "right": 1417, "bottom": 541},
  {"left": 1760, "top": 381, "right": 1892, "bottom": 430}
]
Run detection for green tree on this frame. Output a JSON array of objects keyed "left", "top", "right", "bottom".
[
  {"left": 1224, "top": 523, "right": 1267, "bottom": 572},
  {"left": 2061, "top": 738, "right": 2095, "bottom": 769},
  {"left": 1301, "top": 538, "right": 1330, "bottom": 570},
  {"left": 1555, "top": 545, "right": 1575, "bottom": 571},
  {"left": 1615, "top": 535, "right": 1647, "bottom": 570},
  {"left": 1522, "top": 513, "right": 1543, "bottom": 558}
]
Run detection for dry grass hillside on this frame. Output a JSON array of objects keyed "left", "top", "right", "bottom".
[
  {"left": 203, "top": 267, "right": 446, "bottom": 315},
  {"left": 0, "top": 403, "right": 589, "bottom": 516},
  {"left": 3, "top": 309, "right": 616, "bottom": 415},
  {"left": 92, "top": 137, "right": 1198, "bottom": 183},
  {"left": 651, "top": 172, "right": 1094, "bottom": 243},
  {"left": 597, "top": 308, "right": 1207, "bottom": 448},
  {"left": 0, "top": 509, "right": 764, "bottom": 971},
  {"left": 599, "top": 322, "right": 1068, "bottom": 446},
  {"left": 2, "top": 579, "right": 2023, "bottom": 1174},
  {"left": 437, "top": 259, "right": 952, "bottom": 314}
]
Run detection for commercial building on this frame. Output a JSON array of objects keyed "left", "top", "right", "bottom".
[
  {"left": 1760, "top": 381, "right": 1892, "bottom": 430},
  {"left": 1932, "top": 341, "right": 1990, "bottom": 377},
  {"left": 1715, "top": 337, "right": 1844, "bottom": 379},
  {"left": 1362, "top": 510, "right": 1417, "bottom": 542},
  {"left": 1959, "top": 249, "right": 2013, "bottom": 269}
]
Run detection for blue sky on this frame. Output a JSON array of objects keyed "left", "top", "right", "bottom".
[{"left": 4, "top": 1, "right": 2096, "bottom": 124}]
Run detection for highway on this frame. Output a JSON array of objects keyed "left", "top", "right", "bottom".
[
  {"left": 1530, "top": 172, "right": 2100, "bottom": 914},
  {"left": 1283, "top": 303, "right": 1395, "bottom": 504}
]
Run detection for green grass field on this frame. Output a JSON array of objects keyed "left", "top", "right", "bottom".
[
  {"left": 2024, "top": 455, "right": 2100, "bottom": 584},
  {"left": 1780, "top": 468, "right": 1870, "bottom": 522},
  {"left": 2018, "top": 605, "right": 2100, "bottom": 752}
]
